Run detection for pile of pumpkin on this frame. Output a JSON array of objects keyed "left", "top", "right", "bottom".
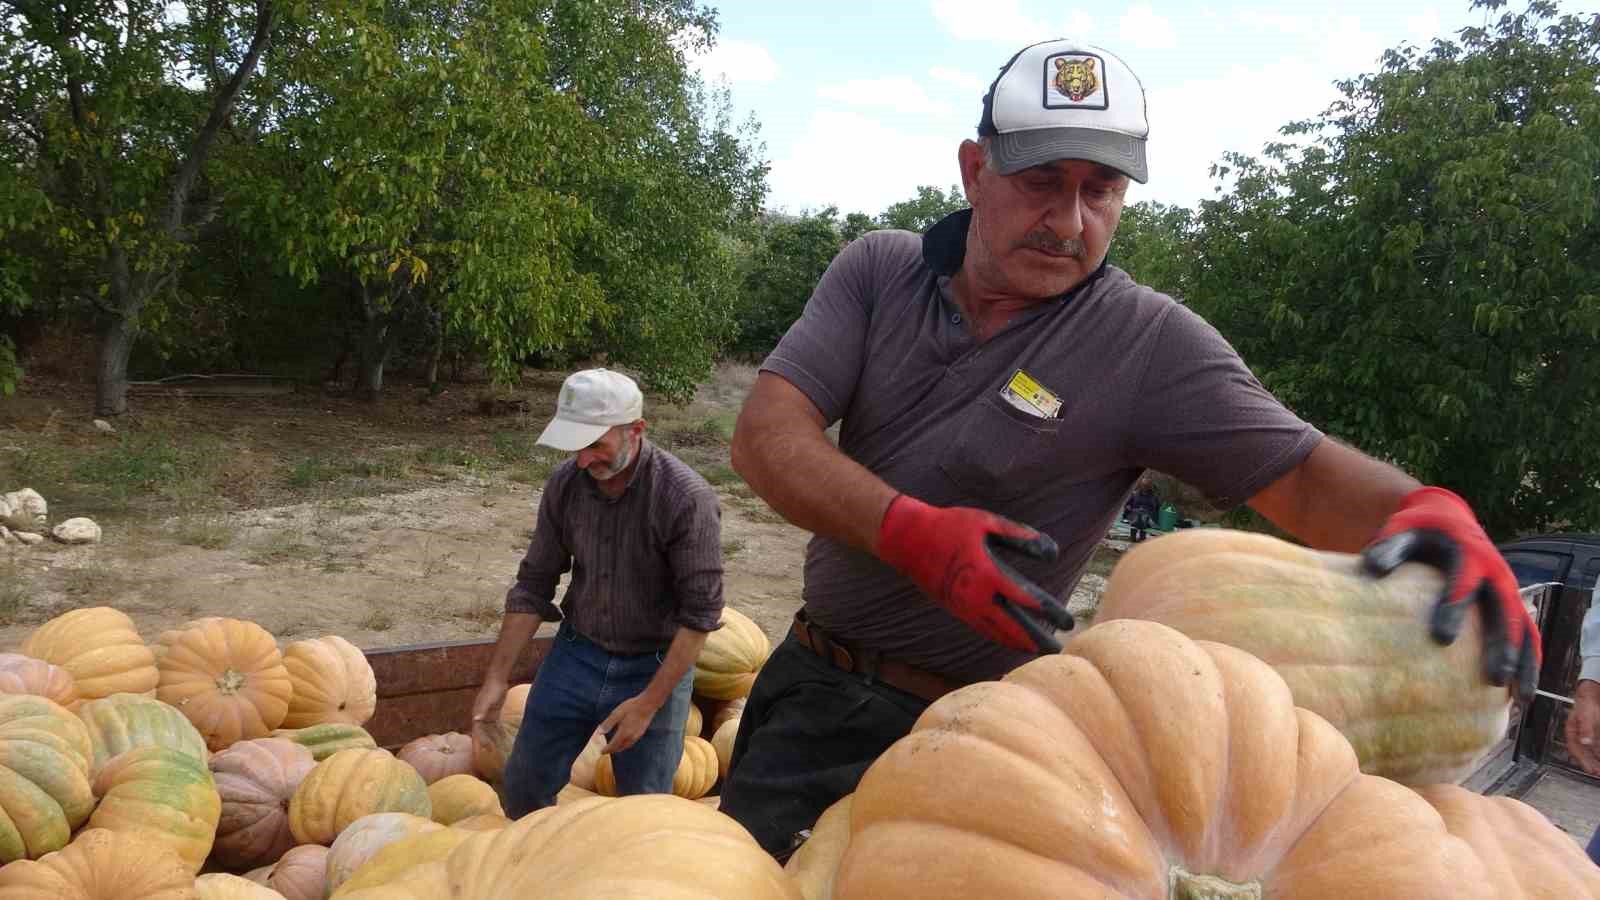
[
  {"left": 5, "top": 531, "right": 1600, "bottom": 898},
  {"left": 0, "top": 605, "right": 790, "bottom": 898}
]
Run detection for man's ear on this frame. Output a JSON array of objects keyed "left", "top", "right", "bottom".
[{"left": 958, "top": 140, "right": 986, "bottom": 204}]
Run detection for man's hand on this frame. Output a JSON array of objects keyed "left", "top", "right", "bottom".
[
  {"left": 876, "top": 494, "right": 1072, "bottom": 653},
  {"left": 1567, "top": 681, "right": 1600, "bottom": 776},
  {"left": 599, "top": 693, "right": 663, "bottom": 755},
  {"left": 1361, "top": 486, "right": 1541, "bottom": 702},
  {"left": 468, "top": 677, "right": 509, "bottom": 756}
]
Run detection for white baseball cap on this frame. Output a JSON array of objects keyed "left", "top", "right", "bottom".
[
  {"left": 536, "top": 368, "right": 644, "bottom": 452},
  {"left": 978, "top": 39, "right": 1150, "bottom": 183}
]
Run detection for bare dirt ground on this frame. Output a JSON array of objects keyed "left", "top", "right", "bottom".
[{"left": 0, "top": 361, "right": 1117, "bottom": 656}]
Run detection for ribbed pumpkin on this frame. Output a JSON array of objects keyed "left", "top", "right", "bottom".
[
  {"left": 243, "top": 842, "right": 328, "bottom": 900},
  {"left": 786, "top": 794, "right": 852, "bottom": 900},
  {"left": 1416, "top": 784, "right": 1600, "bottom": 898},
  {"left": 0, "top": 827, "right": 196, "bottom": 900},
  {"left": 194, "top": 874, "right": 281, "bottom": 900},
  {"left": 0, "top": 694, "right": 95, "bottom": 863},
  {"left": 398, "top": 732, "right": 475, "bottom": 784},
  {"left": 151, "top": 618, "right": 225, "bottom": 663},
  {"left": 21, "top": 607, "right": 158, "bottom": 701},
  {"left": 685, "top": 703, "right": 703, "bottom": 738},
  {"left": 708, "top": 696, "right": 746, "bottom": 734},
  {"left": 157, "top": 618, "right": 293, "bottom": 751},
  {"left": 329, "top": 827, "right": 474, "bottom": 899},
  {"left": 287, "top": 748, "right": 431, "bottom": 845},
  {"left": 0, "top": 653, "right": 80, "bottom": 710},
  {"left": 594, "top": 734, "right": 717, "bottom": 800},
  {"left": 279, "top": 636, "right": 377, "bottom": 729},
  {"left": 76, "top": 692, "right": 210, "bottom": 775},
  {"left": 269, "top": 723, "right": 377, "bottom": 761},
  {"left": 209, "top": 737, "right": 317, "bottom": 869},
  {"left": 471, "top": 683, "right": 530, "bottom": 783},
  {"left": 88, "top": 745, "right": 222, "bottom": 873},
  {"left": 428, "top": 774, "right": 504, "bottom": 825},
  {"left": 833, "top": 618, "right": 1499, "bottom": 900},
  {"left": 334, "top": 794, "right": 801, "bottom": 900},
  {"left": 693, "top": 608, "right": 770, "bottom": 700},
  {"left": 567, "top": 728, "right": 606, "bottom": 791},
  {"left": 1095, "top": 528, "right": 1512, "bottom": 785},
  {"left": 324, "top": 812, "right": 442, "bottom": 895},
  {"left": 453, "top": 813, "right": 512, "bottom": 831},
  {"left": 710, "top": 715, "right": 740, "bottom": 779}
]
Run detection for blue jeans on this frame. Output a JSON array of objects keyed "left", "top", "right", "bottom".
[
  {"left": 502, "top": 621, "right": 693, "bottom": 818},
  {"left": 1588, "top": 823, "right": 1600, "bottom": 866}
]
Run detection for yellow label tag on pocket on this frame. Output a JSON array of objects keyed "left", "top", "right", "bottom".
[{"left": 1000, "top": 369, "right": 1062, "bottom": 419}]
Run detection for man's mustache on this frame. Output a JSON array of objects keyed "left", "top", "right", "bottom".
[{"left": 1018, "top": 233, "right": 1086, "bottom": 258}]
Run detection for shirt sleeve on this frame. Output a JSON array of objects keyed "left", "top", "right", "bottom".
[
  {"left": 759, "top": 234, "right": 879, "bottom": 425},
  {"left": 667, "top": 486, "right": 725, "bottom": 633},
  {"left": 504, "top": 472, "right": 571, "bottom": 620},
  {"left": 1125, "top": 303, "right": 1325, "bottom": 509},
  {"left": 1582, "top": 583, "right": 1600, "bottom": 683}
]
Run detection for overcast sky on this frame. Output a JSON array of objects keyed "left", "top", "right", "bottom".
[{"left": 687, "top": 0, "right": 1600, "bottom": 217}]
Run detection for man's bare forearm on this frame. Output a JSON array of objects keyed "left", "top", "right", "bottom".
[
  {"left": 483, "top": 611, "right": 542, "bottom": 687},
  {"left": 731, "top": 373, "right": 897, "bottom": 553},
  {"left": 639, "top": 626, "right": 708, "bottom": 707},
  {"left": 1247, "top": 437, "right": 1421, "bottom": 552}
]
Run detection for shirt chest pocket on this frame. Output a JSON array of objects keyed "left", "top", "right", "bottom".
[{"left": 937, "top": 395, "right": 1065, "bottom": 502}]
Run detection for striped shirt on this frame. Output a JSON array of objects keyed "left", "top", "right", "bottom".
[{"left": 505, "top": 439, "right": 725, "bottom": 654}]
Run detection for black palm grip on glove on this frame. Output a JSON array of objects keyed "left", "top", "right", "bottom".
[{"left": 986, "top": 531, "right": 1074, "bottom": 652}]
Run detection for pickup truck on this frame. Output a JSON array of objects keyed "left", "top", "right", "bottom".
[
  {"left": 1464, "top": 534, "right": 1600, "bottom": 845},
  {"left": 361, "top": 535, "right": 1600, "bottom": 847}
]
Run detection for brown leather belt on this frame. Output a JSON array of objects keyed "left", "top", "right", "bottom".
[{"left": 790, "top": 612, "right": 967, "bottom": 704}]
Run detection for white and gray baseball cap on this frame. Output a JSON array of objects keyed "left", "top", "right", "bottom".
[
  {"left": 978, "top": 39, "right": 1150, "bottom": 183},
  {"left": 536, "top": 368, "right": 644, "bottom": 451}
]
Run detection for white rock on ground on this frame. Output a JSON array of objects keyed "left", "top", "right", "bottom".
[
  {"left": 93, "top": 419, "right": 116, "bottom": 434},
  {"left": 0, "top": 524, "right": 12, "bottom": 544},
  {"left": 14, "top": 531, "right": 44, "bottom": 546},
  {"left": 0, "top": 488, "right": 47, "bottom": 533},
  {"left": 52, "top": 518, "right": 102, "bottom": 545}
]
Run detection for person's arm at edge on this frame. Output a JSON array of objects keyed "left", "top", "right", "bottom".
[
  {"left": 1245, "top": 436, "right": 1421, "bottom": 552},
  {"left": 730, "top": 371, "right": 898, "bottom": 553}
]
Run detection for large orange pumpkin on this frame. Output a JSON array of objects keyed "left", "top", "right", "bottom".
[
  {"left": 693, "top": 608, "right": 770, "bottom": 700},
  {"left": 1415, "top": 784, "right": 1600, "bottom": 898},
  {"left": 0, "top": 694, "right": 95, "bottom": 863},
  {"left": 287, "top": 748, "right": 431, "bottom": 845},
  {"left": 471, "top": 683, "right": 530, "bottom": 783},
  {"left": 21, "top": 607, "right": 158, "bottom": 701},
  {"left": 334, "top": 794, "right": 801, "bottom": 899},
  {"left": 0, "top": 653, "right": 80, "bottom": 709},
  {"left": 279, "top": 635, "right": 377, "bottom": 729},
  {"left": 88, "top": 745, "right": 222, "bottom": 873},
  {"left": 209, "top": 736, "right": 318, "bottom": 869},
  {"left": 1095, "top": 528, "right": 1510, "bottom": 785},
  {"left": 834, "top": 619, "right": 1500, "bottom": 900},
  {"left": 157, "top": 618, "right": 293, "bottom": 751},
  {"left": 786, "top": 794, "right": 853, "bottom": 900},
  {"left": 194, "top": 873, "right": 281, "bottom": 900},
  {"left": 0, "top": 827, "right": 196, "bottom": 899},
  {"left": 328, "top": 827, "right": 475, "bottom": 898},
  {"left": 428, "top": 773, "right": 504, "bottom": 825}
]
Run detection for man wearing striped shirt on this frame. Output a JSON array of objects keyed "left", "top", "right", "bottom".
[{"left": 470, "top": 368, "right": 725, "bottom": 817}]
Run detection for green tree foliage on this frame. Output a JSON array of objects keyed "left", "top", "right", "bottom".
[
  {"left": 1188, "top": 0, "right": 1600, "bottom": 535},
  {"left": 2, "top": 1, "right": 282, "bottom": 415},
  {"left": 876, "top": 184, "right": 967, "bottom": 232},
  {"left": 732, "top": 210, "right": 845, "bottom": 355},
  {"left": 1112, "top": 201, "right": 1194, "bottom": 300}
]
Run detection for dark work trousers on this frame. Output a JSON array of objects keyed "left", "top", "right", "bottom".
[{"left": 717, "top": 632, "right": 932, "bottom": 858}]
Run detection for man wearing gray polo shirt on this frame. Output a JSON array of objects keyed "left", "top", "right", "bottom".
[
  {"left": 720, "top": 39, "right": 1543, "bottom": 857},
  {"left": 469, "top": 368, "right": 724, "bottom": 818}
]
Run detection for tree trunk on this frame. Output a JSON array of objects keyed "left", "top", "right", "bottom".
[
  {"left": 424, "top": 308, "right": 444, "bottom": 390},
  {"left": 94, "top": 314, "right": 138, "bottom": 417},
  {"left": 357, "top": 313, "right": 388, "bottom": 403}
]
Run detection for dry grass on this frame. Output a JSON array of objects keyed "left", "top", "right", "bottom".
[
  {"left": 361, "top": 602, "right": 395, "bottom": 632},
  {"left": 0, "top": 553, "right": 26, "bottom": 622},
  {"left": 173, "top": 514, "right": 239, "bottom": 550}
]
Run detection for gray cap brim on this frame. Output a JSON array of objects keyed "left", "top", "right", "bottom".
[{"left": 990, "top": 128, "right": 1148, "bottom": 183}]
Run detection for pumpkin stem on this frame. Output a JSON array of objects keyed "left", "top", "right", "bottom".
[
  {"left": 215, "top": 668, "right": 247, "bottom": 694},
  {"left": 1170, "top": 868, "right": 1261, "bottom": 900}
]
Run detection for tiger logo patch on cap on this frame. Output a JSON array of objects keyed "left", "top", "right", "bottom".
[{"left": 1045, "top": 52, "right": 1108, "bottom": 109}]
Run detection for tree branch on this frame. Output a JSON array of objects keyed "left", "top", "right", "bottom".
[{"left": 161, "top": 0, "right": 276, "bottom": 237}]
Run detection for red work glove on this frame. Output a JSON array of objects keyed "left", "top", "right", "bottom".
[
  {"left": 1361, "top": 486, "right": 1541, "bottom": 703},
  {"left": 876, "top": 494, "right": 1073, "bottom": 653}
]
